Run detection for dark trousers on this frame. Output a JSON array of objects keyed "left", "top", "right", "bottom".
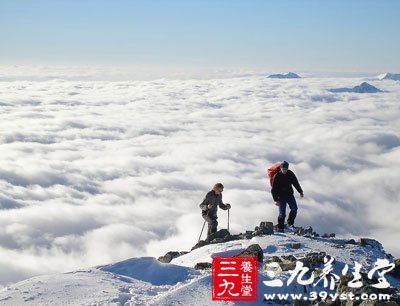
[
  {"left": 202, "top": 214, "right": 218, "bottom": 237},
  {"left": 278, "top": 195, "right": 298, "bottom": 229}
]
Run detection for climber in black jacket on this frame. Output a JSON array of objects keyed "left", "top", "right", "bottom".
[{"left": 271, "top": 161, "right": 304, "bottom": 232}]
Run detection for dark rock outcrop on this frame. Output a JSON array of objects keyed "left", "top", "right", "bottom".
[
  {"left": 194, "top": 262, "right": 212, "bottom": 270},
  {"left": 238, "top": 231, "right": 254, "bottom": 240},
  {"left": 265, "top": 256, "right": 283, "bottom": 264},
  {"left": 206, "top": 229, "right": 231, "bottom": 242},
  {"left": 191, "top": 240, "right": 208, "bottom": 251},
  {"left": 158, "top": 251, "right": 189, "bottom": 263},
  {"left": 254, "top": 221, "right": 274, "bottom": 236},
  {"left": 279, "top": 255, "right": 297, "bottom": 271},
  {"left": 264, "top": 252, "right": 327, "bottom": 273},
  {"left": 304, "top": 226, "right": 313, "bottom": 235},
  {"left": 191, "top": 229, "right": 235, "bottom": 251},
  {"left": 290, "top": 243, "right": 302, "bottom": 249},
  {"left": 293, "top": 226, "right": 320, "bottom": 238},
  {"left": 234, "top": 244, "right": 264, "bottom": 263},
  {"left": 389, "top": 258, "right": 400, "bottom": 279},
  {"left": 264, "top": 255, "right": 297, "bottom": 271},
  {"left": 191, "top": 221, "right": 277, "bottom": 251},
  {"left": 359, "top": 238, "right": 383, "bottom": 250},
  {"left": 334, "top": 273, "right": 399, "bottom": 306},
  {"left": 299, "top": 252, "right": 327, "bottom": 270},
  {"left": 331, "top": 243, "right": 345, "bottom": 249},
  {"left": 346, "top": 239, "right": 357, "bottom": 245}
]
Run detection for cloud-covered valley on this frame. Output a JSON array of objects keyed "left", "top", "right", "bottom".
[{"left": 0, "top": 75, "right": 399, "bottom": 285}]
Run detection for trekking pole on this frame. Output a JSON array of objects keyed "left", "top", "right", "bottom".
[
  {"left": 227, "top": 209, "right": 230, "bottom": 232},
  {"left": 198, "top": 220, "right": 206, "bottom": 242}
]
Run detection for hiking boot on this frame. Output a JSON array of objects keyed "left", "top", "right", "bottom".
[
  {"left": 277, "top": 217, "right": 285, "bottom": 230},
  {"left": 276, "top": 228, "right": 284, "bottom": 233},
  {"left": 287, "top": 211, "right": 297, "bottom": 227}
]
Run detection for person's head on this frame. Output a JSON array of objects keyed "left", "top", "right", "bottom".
[
  {"left": 213, "top": 183, "right": 224, "bottom": 194},
  {"left": 280, "top": 161, "right": 289, "bottom": 174}
]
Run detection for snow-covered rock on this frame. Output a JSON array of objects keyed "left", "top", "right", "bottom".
[
  {"left": 267, "top": 72, "right": 301, "bottom": 79},
  {"left": 0, "top": 225, "right": 398, "bottom": 305}
]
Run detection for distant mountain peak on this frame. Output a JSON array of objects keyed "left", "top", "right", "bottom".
[
  {"left": 353, "top": 82, "right": 383, "bottom": 93},
  {"left": 268, "top": 72, "right": 301, "bottom": 79},
  {"left": 377, "top": 73, "right": 400, "bottom": 81},
  {"left": 329, "top": 82, "right": 383, "bottom": 93}
]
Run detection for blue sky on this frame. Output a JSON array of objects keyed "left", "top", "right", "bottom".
[{"left": 1, "top": 0, "right": 399, "bottom": 72}]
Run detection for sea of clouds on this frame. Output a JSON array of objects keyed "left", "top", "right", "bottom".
[{"left": 0, "top": 71, "right": 399, "bottom": 285}]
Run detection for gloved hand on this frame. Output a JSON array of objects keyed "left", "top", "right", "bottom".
[
  {"left": 275, "top": 202, "right": 279, "bottom": 206},
  {"left": 226, "top": 203, "right": 231, "bottom": 210},
  {"left": 300, "top": 193, "right": 304, "bottom": 198}
]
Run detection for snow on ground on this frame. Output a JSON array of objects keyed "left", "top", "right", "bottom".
[
  {"left": 0, "top": 259, "right": 198, "bottom": 306},
  {"left": 0, "top": 230, "right": 397, "bottom": 305},
  {"left": 171, "top": 233, "right": 385, "bottom": 270},
  {"left": 99, "top": 257, "right": 199, "bottom": 286},
  {"left": 0, "top": 268, "right": 151, "bottom": 305}
]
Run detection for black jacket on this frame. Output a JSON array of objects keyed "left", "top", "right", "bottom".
[
  {"left": 199, "top": 190, "right": 229, "bottom": 218},
  {"left": 271, "top": 170, "right": 303, "bottom": 201}
]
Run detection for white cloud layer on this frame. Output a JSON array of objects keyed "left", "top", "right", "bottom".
[{"left": 0, "top": 73, "right": 399, "bottom": 285}]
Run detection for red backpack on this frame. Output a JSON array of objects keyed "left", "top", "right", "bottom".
[{"left": 267, "top": 163, "right": 281, "bottom": 187}]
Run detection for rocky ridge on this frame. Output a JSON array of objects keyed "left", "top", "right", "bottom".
[{"left": 159, "top": 221, "right": 400, "bottom": 305}]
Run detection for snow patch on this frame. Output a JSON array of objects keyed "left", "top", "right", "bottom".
[{"left": 99, "top": 257, "right": 200, "bottom": 286}]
